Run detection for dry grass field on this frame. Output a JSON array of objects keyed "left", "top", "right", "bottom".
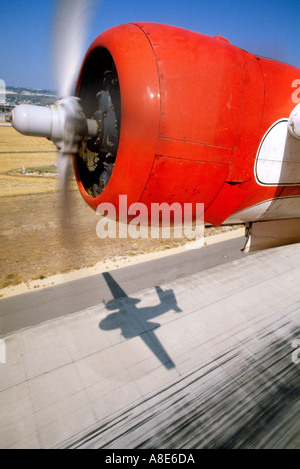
[
  {"left": 0, "top": 125, "right": 239, "bottom": 292},
  {"left": 0, "top": 126, "right": 58, "bottom": 196}
]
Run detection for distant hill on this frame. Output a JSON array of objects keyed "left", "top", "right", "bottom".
[{"left": 1, "top": 86, "right": 57, "bottom": 110}]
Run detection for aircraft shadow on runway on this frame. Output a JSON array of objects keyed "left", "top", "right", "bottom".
[{"left": 99, "top": 272, "right": 182, "bottom": 369}]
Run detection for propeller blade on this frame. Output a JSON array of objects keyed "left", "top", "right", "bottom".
[
  {"left": 57, "top": 149, "right": 79, "bottom": 250},
  {"left": 57, "top": 149, "right": 71, "bottom": 196},
  {"left": 56, "top": 149, "right": 72, "bottom": 228},
  {"left": 52, "top": 0, "right": 96, "bottom": 97}
]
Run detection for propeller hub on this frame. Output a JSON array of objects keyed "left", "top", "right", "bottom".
[{"left": 8, "top": 97, "right": 98, "bottom": 150}]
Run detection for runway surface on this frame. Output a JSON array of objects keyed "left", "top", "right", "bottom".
[
  {"left": 0, "top": 236, "right": 247, "bottom": 335},
  {"left": 0, "top": 239, "right": 299, "bottom": 449}
]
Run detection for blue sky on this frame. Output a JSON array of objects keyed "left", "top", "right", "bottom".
[{"left": 1, "top": 0, "right": 299, "bottom": 91}]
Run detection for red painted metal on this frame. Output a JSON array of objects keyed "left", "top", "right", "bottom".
[{"left": 74, "top": 23, "right": 300, "bottom": 225}]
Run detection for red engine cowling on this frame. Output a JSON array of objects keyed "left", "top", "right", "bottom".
[{"left": 74, "top": 22, "right": 300, "bottom": 226}]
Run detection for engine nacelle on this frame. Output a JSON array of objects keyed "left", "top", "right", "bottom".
[{"left": 74, "top": 23, "right": 300, "bottom": 226}]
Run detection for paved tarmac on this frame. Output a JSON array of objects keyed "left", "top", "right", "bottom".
[
  {"left": 0, "top": 236, "right": 247, "bottom": 335},
  {"left": 0, "top": 242, "right": 299, "bottom": 449}
]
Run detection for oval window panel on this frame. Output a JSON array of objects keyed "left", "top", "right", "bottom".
[{"left": 255, "top": 119, "right": 300, "bottom": 185}]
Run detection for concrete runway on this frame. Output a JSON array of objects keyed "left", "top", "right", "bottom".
[
  {"left": 0, "top": 239, "right": 299, "bottom": 449},
  {"left": 0, "top": 236, "right": 247, "bottom": 335}
]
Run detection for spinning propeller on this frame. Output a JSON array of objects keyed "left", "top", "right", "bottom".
[{"left": 6, "top": 0, "right": 99, "bottom": 218}]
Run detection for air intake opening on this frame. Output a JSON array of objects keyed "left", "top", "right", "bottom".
[{"left": 76, "top": 48, "right": 121, "bottom": 197}]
